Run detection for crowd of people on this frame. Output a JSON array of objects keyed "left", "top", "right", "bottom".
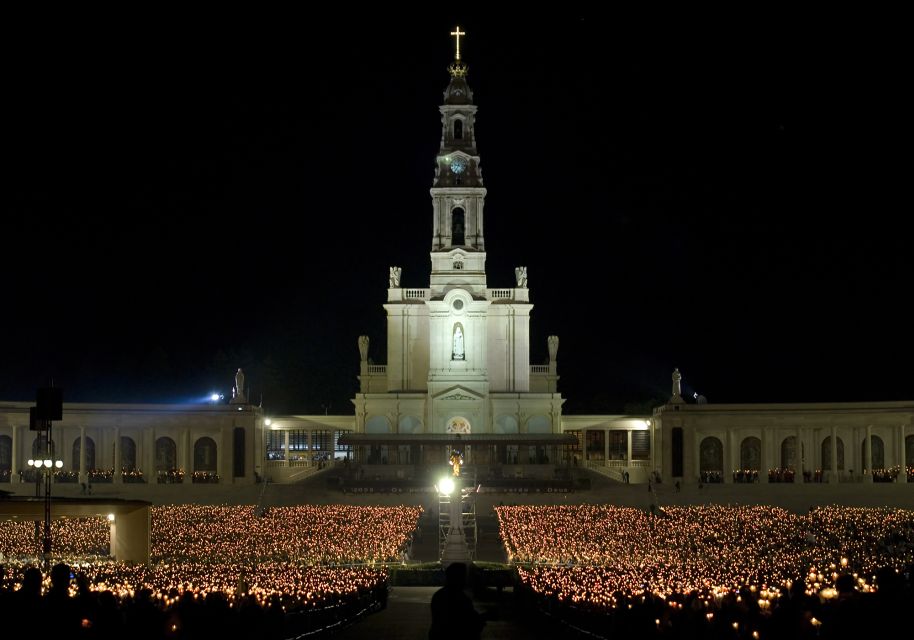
[
  {"left": 3, "top": 502, "right": 913, "bottom": 637},
  {"left": 0, "top": 504, "right": 422, "bottom": 637},
  {"left": 0, "top": 561, "right": 388, "bottom": 638},
  {"left": 497, "top": 504, "right": 914, "bottom": 638},
  {"left": 149, "top": 504, "right": 422, "bottom": 564}
]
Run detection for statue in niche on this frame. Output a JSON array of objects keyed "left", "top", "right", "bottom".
[
  {"left": 452, "top": 325, "right": 465, "bottom": 360},
  {"left": 389, "top": 266, "right": 402, "bottom": 288},
  {"left": 358, "top": 335, "right": 369, "bottom": 363},
  {"left": 514, "top": 266, "right": 528, "bottom": 288}
]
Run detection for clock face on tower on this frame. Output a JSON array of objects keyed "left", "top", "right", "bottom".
[{"left": 449, "top": 156, "right": 468, "bottom": 175}]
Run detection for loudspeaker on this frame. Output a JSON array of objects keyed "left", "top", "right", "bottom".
[
  {"left": 29, "top": 406, "right": 49, "bottom": 431},
  {"left": 36, "top": 387, "right": 63, "bottom": 421}
]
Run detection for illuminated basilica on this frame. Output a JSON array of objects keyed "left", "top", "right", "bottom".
[{"left": 1, "top": 35, "right": 911, "bottom": 494}]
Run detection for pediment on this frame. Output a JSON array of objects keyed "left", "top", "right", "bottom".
[{"left": 433, "top": 385, "right": 484, "bottom": 401}]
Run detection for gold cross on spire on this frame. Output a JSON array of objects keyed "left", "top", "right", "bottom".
[{"left": 450, "top": 26, "right": 466, "bottom": 61}]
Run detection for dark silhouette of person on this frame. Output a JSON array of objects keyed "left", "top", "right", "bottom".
[
  {"left": 8, "top": 566, "right": 43, "bottom": 636},
  {"left": 45, "top": 563, "right": 80, "bottom": 635},
  {"left": 429, "top": 562, "right": 484, "bottom": 640}
]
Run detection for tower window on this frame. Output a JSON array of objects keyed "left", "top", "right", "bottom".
[
  {"left": 452, "top": 208, "right": 465, "bottom": 245},
  {"left": 454, "top": 119, "right": 463, "bottom": 140}
]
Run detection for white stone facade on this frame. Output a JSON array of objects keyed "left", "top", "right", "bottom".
[
  {"left": 351, "top": 57, "right": 563, "bottom": 440},
  {"left": 0, "top": 401, "right": 260, "bottom": 487}
]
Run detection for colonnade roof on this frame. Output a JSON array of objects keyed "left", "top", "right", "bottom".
[{"left": 338, "top": 433, "right": 577, "bottom": 446}]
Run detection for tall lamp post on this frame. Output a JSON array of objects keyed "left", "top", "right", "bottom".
[{"left": 29, "top": 383, "right": 63, "bottom": 570}]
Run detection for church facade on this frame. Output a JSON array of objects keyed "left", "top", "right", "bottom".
[
  {"left": 346, "top": 50, "right": 570, "bottom": 472},
  {"left": 1, "top": 35, "right": 912, "bottom": 492}
]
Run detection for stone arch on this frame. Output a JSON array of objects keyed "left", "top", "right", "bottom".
[
  {"left": 120, "top": 436, "right": 137, "bottom": 470},
  {"left": 155, "top": 436, "right": 177, "bottom": 472},
  {"left": 780, "top": 436, "right": 804, "bottom": 470},
  {"left": 0, "top": 435, "right": 11, "bottom": 473},
  {"left": 454, "top": 118, "right": 463, "bottom": 140},
  {"left": 451, "top": 207, "right": 465, "bottom": 245},
  {"left": 365, "top": 416, "right": 391, "bottom": 433},
  {"left": 398, "top": 415, "right": 422, "bottom": 434},
  {"left": 194, "top": 437, "right": 218, "bottom": 472},
  {"left": 860, "top": 435, "right": 885, "bottom": 470},
  {"left": 31, "top": 435, "right": 56, "bottom": 459},
  {"left": 446, "top": 416, "right": 471, "bottom": 434},
  {"left": 526, "top": 415, "right": 551, "bottom": 434},
  {"left": 821, "top": 436, "right": 845, "bottom": 471},
  {"left": 700, "top": 436, "right": 723, "bottom": 473},
  {"left": 494, "top": 415, "right": 519, "bottom": 434},
  {"left": 73, "top": 436, "right": 97, "bottom": 470},
  {"left": 740, "top": 436, "right": 761, "bottom": 471},
  {"left": 907, "top": 435, "right": 914, "bottom": 468}
]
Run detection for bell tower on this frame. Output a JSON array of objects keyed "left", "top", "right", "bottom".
[
  {"left": 358, "top": 27, "right": 562, "bottom": 438},
  {"left": 430, "top": 26, "right": 488, "bottom": 298}
]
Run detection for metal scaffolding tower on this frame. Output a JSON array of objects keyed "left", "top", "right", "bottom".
[{"left": 437, "top": 472, "right": 478, "bottom": 562}]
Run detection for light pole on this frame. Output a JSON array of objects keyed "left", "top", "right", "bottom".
[
  {"left": 27, "top": 453, "right": 63, "bottom": 566},
  {"left": 29, "top": 382, "right": 64, "bottom": 571}
]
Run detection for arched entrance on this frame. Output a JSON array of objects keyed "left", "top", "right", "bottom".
[
  {"left": 699, "top": 436, "right": 723, "bottom": 482},
  {"left": 821, "top": 436, "right": 845, "bottom": 471}
]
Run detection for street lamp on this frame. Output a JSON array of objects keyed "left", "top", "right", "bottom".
[{"left": 27, "top": 456, "right": 64, "bottom": 565}]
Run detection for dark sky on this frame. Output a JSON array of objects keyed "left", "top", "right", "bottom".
[{"left": 5, "top": 12, "right": 911, "bottom": 415}]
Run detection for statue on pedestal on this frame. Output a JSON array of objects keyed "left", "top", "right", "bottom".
[
  {"left": 389, "top": 266, "right": 402, "bottom": 288},
  {"left": 547, "top": 335, "right": 559, "bottom": 363},
  {"left": 514, "top": 266, "right": 528, "bottom": 288},
  {"left": 231, "top": 368, "right": 247, "bottom": 404},
  {"left": 358, "top": 335, "right": 369, "bottom": 363},
  {"left": 672, "top": 368, "right": 682, "bottom": 401},
  {"left": 449, "top": 449, "right": 464, "bottom": 477}
]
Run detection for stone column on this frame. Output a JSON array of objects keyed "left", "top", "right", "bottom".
[
  {"left": 899, "top": 424, "right": 908, "bottom": 484},
  {"left": 146, "top": 429, "right": 156, "bottom": 481},
  {"left": 795, "top": 427, "right": 804, "bottom": 483},
  {"left": 626, "top": 430, "right": 633, "bottom": 464},
  {"left": 724, "top": 429, "right": 732, "bottom": 483},
  {"left": 851, "top": 427, "right": 858, "bottom": 478},
  {"left": 79, "top": 426, "right": 88, "bottom": 485},
  {"left": 308, "top": 430, "right": 314, "bottom": 464},
  {"left": 583, "top": 429, "right": 589, "bottom": 462},
  {"left": 649, "top": 422, "right": 656, "bottom": 475},
  {"left": 603, "top": 429, "right": 609, "bottom": 464},
  {"left": 830, "top": 426, "right": 838, "bottom": 484},
  {"left": 10, "top": 424, "right": 20, "bottom": 484},
  {"left": 691, "top": 431, "right": 700, "bottom": 483},
  {"left": 760, "top": 428, "right": 769, "bottom": 483},
  {"left": 114, "top": 426, "right": 123, "bottom": 484},
  {"left": 284, "top": 431, "right": 290, "bottom": 466},
  {"left": 183, "top": 429, "right": 191, "bottom": 475},
  {"left": 219, "top": 429, "right": 228, "bottom": 483},
  {"left": 865, "top": 424, "right": 873, "bottom": 483}
]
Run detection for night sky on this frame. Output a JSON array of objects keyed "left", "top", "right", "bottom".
[{"left": 5, "top": 13, "right": 911, "bottom": 415}]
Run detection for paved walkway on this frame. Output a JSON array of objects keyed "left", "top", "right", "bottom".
[{"left": 333, "top": 586, "right": 569, "bottom": 640}]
